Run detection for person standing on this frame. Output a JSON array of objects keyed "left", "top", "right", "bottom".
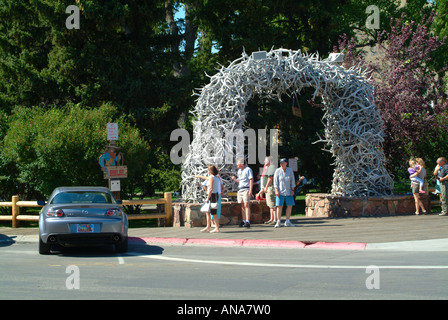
[
  {"left": 434, "top": 157, "right": 448, "bottom": 216},
  {"left": 408, "top": 159, "right": 425, "bottom": 194},
  {"left": 257, "top": 156, "right": 277, "bottom": 224},
  {"left": 231, "top": 158, "right": 253, "bottom": 227},
  {"left": 200, "top": 165, "right": 221, "bottom": 233},
  {"left": 273, "top": 158, "right": 295, "bottom": 227},
  {"left": 194, "top": 167, "right": 224, "bottom": 226},
  {"left": 411, "top": 158, "right": 427, "bottom": 215}
]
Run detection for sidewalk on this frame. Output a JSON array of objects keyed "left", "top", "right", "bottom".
[{"left": 1, "top": 214, "right": 447, "bottom": 250}]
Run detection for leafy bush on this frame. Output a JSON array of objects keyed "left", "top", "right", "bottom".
[
  {"left": 144, "top": 146, "right": 182, "bottom": 195},
  {"left": 0, "top": 103, "right": 151, "bottom": 199}
]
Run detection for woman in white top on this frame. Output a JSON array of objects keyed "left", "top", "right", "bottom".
[{"left": 195, "top": 165, "right": 222, "bottom": 233}]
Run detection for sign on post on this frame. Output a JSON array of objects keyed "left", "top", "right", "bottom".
[
  {"left": 100, "top": 123, "right": 126, "bottom": 200},
  {"left": 103, "top": 166, "right": 128, "bottom": 179},
  {"left": 110, "top": 179, "right": 121, "bottom": 192},
  {"left": 288, "top": 158, "right": 298, "bottom": 172},
  {"left": 107, "top": 123, "right": 119, "bottom": 141}
]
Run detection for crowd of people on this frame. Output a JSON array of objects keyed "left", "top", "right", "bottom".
[
  {"left": 194, "top": 156, "right": 309, "bottom": 232},
  {"left": 408, "top": 156, "right": 448, "bottom": 216},
  {"left": 193, "top": 156, "right": 448, "bottom": 233}
]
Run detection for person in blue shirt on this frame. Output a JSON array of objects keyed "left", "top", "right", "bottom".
[{"left": 273, "top": 158, "right": 295, "bottom": 227}]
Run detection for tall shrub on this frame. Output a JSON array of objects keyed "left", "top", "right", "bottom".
[{"left": 1, "top": 103, "right": 151, "bottom": 199}]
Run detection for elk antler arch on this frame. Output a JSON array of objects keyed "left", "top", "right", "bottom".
[{"left": 180, "top": 49, "right": 393, "bottom": 202}]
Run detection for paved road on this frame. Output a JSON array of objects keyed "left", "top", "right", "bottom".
[
  {"left": 1, "top": 214, "right": 447, "bottom": 302},
  {"left": 1, "top": 241, "right": 447, "bottom": 300}
]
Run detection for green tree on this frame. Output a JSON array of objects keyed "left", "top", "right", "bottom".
[
  {"left": 0, "top": 0, "right": 187, "bottom": 145},
  {"left": 0, "top": 1, "right": 195, "bottom": 196},
  {"left": 0, "top": 103, "right": 151, "bottom": 199},
  {"left": 431, "top": 0, "right": 448, "bottom": 99}
]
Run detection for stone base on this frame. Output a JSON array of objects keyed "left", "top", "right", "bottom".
[
  {"left": 172, "top": 201, "right": 272, "bottom": 228},
  {"left": 305, "top": 193, "right": 431, "bottom": 218}
]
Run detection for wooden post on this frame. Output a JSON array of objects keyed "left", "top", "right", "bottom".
[
  {"left": 11, "top": 195, "right": 19, "bottom": 228},
  {"left": 164, "top": 192, "right": 172, "bottom": 226}
]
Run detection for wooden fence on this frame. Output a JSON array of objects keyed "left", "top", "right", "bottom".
[{"left": 0, "top": 193, "right": 172, "bottom": 228}]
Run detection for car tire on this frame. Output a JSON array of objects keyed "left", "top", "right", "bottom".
[
  {"left": 39, "top": 237, "right": 51, "bottom": 255},
  {"left": 115, "top": 236, "right": 128, "bottom": 253}
]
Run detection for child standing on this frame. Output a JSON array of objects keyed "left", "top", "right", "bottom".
[{"left": 408, "top": 159, "right": 425, "bottom": 193}]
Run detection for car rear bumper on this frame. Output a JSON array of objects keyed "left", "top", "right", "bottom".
[
  {"left": 39, "top": 216, "right": 128, "bottom": 246},
  {"left": 45, "top": 232, "right": 126, "bottom": 247}
]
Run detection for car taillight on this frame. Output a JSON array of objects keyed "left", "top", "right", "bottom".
[
  {"left": 106, "top": 209, "right": 122, "bottom": 216},
  {"left": 47, "top": 209, "right": 64, "bottom": 217}
]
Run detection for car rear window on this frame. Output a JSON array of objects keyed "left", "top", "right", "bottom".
[{"left": 51, "top": 191, "right": 114, "bottom": 204}]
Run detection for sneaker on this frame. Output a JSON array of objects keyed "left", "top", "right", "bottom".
[
  {"left": 244, "top": 221, "right": 250, "bottom": 228},
  {"left": 439, "top": 212, "right": 447, "bottom": 216},
  {"left": 239, "top": 221, "right": 245, "bottom": 227},
  {"left": 284, "top": 220, "right": 295, "bottom": 227},
  {"left": 274, "top": 220, "right": 281, "bottom": 228}
]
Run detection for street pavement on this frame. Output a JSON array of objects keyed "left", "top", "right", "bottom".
[
  {"left": 1, "top": 213, "right": 447, "bottom": 250},
  {"left": 2, "top": 214, "right": 447, "bottom": 300}
]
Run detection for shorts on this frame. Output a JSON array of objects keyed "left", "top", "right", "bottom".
[
  {"left": 411, "top": 182, "right": 419, "bottom": 194},
  {"left": 211, "top": 194, "right": 221, "bottom": 220},
  {"left": 237, "top": 189, "right": 250, "bottom": 203},
  {"left": 411, "top": 181, "right": 426, "bottom": 194},
  {"left": 276, "top": 195, "right": 295, "bottom": 207},
  {"left": 266, "top": 186, "right": 276, "bottom": 209},
  {"left": 210, "top": 192, "right": 219, "bottom": 215}
]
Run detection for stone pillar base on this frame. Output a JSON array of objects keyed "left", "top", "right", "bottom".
[
  {"left": 305, "top": 193, "right": 430, "bottom": 218},
  {"left": 172, "top": 201, "right": 272, "bottom": 227}
]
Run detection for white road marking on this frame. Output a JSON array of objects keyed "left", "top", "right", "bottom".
[
  {"left": 2, "top": 249, "right": 448, "bottom": 270},
  {"left": 128, "top": 252, "right": 448, "bottom": 270}
]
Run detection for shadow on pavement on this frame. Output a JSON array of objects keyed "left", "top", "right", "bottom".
[
  {"left": 0, "top": 234, "right": 16, "bottom": 247},
  {"left": 41, "top": 241, "right": 164, "bottom": 257}
]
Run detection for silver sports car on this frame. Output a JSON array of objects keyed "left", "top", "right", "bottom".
[{"left": 38, "top": 186, "right": 128, "bottom": 254}]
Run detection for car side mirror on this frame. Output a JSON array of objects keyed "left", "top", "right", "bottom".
[
  {"left": 37, "top": 200, "right": 46, "bottom": 206},
  {"left": 115, "top": 199, "right": 122, "bottom": 205}
]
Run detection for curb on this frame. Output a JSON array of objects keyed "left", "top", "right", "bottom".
[
  {"left": 130, "top": 237, "right": 366, "bottom": 250},
  {"left": 305, "top": 241, "right": 366, "bottom": 250},
  {"left": 0, "top": 235, "right": 367, "bottom": 250}
]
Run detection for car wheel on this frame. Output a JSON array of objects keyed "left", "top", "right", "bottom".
[
  {"left": 39, "top": 237, "right": 51, "bottom": 255},
  {"left": 115, "top": 236, "right": 128, "bottom": 253}
]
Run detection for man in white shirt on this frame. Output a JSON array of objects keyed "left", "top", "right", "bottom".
[
  {"left": 273, "top": 158, "right": 295, "bottom": 227},
  {"left": 231, "top": 158, "right": 253, "bottom": 227}
]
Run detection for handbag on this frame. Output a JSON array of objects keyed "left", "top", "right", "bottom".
[
  {"left": 200, "top": 201, "right": 211, "bottom": 212},
  {"left": 200, "top": 201, "right": 218, "bottom": 212}
]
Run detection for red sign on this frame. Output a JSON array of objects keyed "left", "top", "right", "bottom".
[{"left": 103, "top": 166, "right": 127, "bottom": 179}]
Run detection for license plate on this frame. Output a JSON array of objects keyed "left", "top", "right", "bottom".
[{"left": 77, "top": 224, "right": 94, "bottom": 233}]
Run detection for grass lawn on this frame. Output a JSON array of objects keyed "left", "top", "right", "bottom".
[{"left": 293, "top": 193, "right": 307, "bottom": 217}]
